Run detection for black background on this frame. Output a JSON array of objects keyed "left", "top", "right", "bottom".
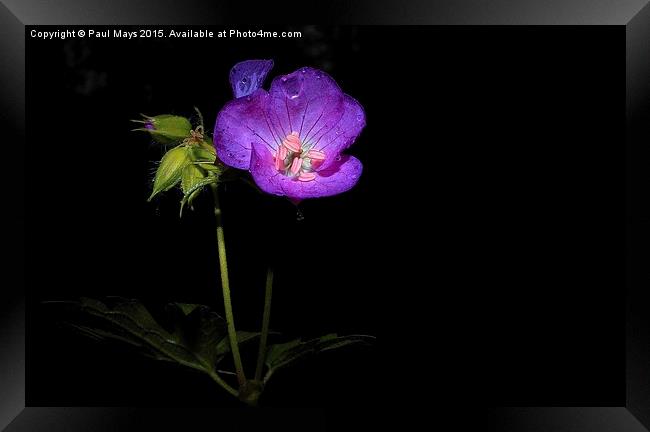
[{"left": 26, "top": 26, "right": 624, "bottom": 410}]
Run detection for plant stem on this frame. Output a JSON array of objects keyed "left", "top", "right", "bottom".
[
  {"left": 210, "top": 183, "right": 247, "bottom": 388},
  {"left": 208, "top": 371, "right": 239, "bottom": 398},
  {"left": 254, "top": 267, "right": 274, "bottom": 382}
]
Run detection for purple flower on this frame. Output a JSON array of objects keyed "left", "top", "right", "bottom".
[{"left": 214, "top": 60, "right": 365, "bottom": 201}]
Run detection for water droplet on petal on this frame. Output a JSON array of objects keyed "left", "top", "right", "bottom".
[
  {"left": 335, "top": 155, "right": 342, "bottom": 161},
  {"left": 281, "top": 75, "right": 302, "bottom": 99}
]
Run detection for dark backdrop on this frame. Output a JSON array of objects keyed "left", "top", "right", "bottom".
[{"left": 26, "top": 26, "right": 624, "bottom": 410}]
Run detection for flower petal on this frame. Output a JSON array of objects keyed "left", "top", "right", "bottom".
[
  {"left": 250, "top": 142, "right": 363, "bottom": 200},
  {"left": 229, "top": 59, "right": 274, "bottom": 98},
  {"left": 266, "top": 67, "right": 346, "bottom": 150},
  {"left": 214, "top": 89, "right": 277, "bottom": 169},
  {"left": 312, "top": 94, "right": 366, "bottom": 171}
]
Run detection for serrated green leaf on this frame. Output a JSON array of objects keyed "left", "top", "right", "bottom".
[
  {"left": 172, "top": 303, "right": 203, "bottom": 316},
  {"left": 149, "top": 146, "right": 192, "bottom": 201},
  {"left": 64, "top": 322, "right": 146, "bottom": 347},
  {"left": 264, "top": 334, "right": 375, "bottom": 383},
  {"left": 163, "top": 303, "right": 228, "bottom": 370},
  {"left": 54, "top": 297, "right": 233, "bottom": 374}
]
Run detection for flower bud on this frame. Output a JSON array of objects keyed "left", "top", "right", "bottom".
[
  {"left": 133, "top": 114, "right": 192, "bottom": 144},
  {"left": 181, "top": 164, "right": 206, "bottom": 197},
  {"left": 179, "top": 164, "right": 220, "bottom": 216},
  {"left": 149, "top": 146, "right": 192, "bottom": 201}
]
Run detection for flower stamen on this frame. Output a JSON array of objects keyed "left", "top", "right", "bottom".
[
  {"left": 274, "top": 132, "right": 324, "bottom": 182},
  {"left": 278, "top": 145, "right": 288, "bottom": 160},
  {"left": 274, "top": 153, "right": 284, "bottom": 170},
  {"left": 306, "top": 149, "right": 326, "bottom": 161},
  {"left": 298, "top": 172, "right": 316, "bottom": 182},
  {"left": 290, "top": 157, "right": 303, "bottom": 176},
  {"left": 282, "top": 131, "right": 302, "bottom": 153}
]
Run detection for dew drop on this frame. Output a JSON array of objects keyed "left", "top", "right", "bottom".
[
  {"left": 281, "top": 75, "right": 302, "bottom": 99},
  {"left": 241, "top": 77, "right": 248, "bottom": 83},
  {"left": 335, "top": 155, "right": 342, "bottom": 161}
]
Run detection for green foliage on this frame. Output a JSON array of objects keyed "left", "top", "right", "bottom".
[
  {"left": 51, "top": 297, "right": 258, "bottom": 375},
  {"left": 264, "top": 333, "right": 375, "bottom": 383},
  {"left": 46, "top": 297, "right": 376, "bottom": 404}
]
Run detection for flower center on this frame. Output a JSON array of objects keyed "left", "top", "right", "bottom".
[{"left": 274, "top": 131, "right": 326, "bottom": 182}]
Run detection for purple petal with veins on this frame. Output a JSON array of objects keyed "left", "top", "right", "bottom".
[{"left": 213, "top": 89, "right": 275, "bottom": 169}]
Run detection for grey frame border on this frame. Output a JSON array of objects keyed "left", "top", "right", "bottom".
[{"left": 1, "top": 1, "right": 649, "bottom": 430}]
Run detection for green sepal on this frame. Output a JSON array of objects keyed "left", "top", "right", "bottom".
[
  {"left": 198, "top": 138, "right": 216, "bottom": 155},
  {"left": 191, "top": 146, "right": 217, "bottom": 162},
  {"left": 177, "top": 139, "right": 224, "bottom": 216},
  {"left": 149, "top": 146, "right": 192, "bottom": 201},
  {"left": 181, "top": 164, "right": 206, "bottom": 195},
  {"left": 179, "top": 174, "right": 219, "bottom": 217}
]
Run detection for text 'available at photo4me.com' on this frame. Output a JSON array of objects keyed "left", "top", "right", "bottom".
[{"left": 29, "top": 28, "right": 303, "bottom": 40}]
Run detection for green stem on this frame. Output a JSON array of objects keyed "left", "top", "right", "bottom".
[
  {"left": 210, "top": 183, "right": 247, "bottom": 388},
  {"left": 254, "top": 267, "right": 274, "bottom": 382},
  {"left": 208, "top": 370, "right": 239, "bottom": 398}
]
